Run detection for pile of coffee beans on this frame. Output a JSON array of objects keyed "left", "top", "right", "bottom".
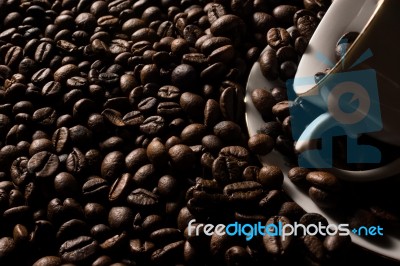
[{"left": 0, "top": 0, "right": 380, "bottom": 265}]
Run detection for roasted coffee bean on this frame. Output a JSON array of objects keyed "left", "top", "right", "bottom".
[
  {"left": 251, "top": 88, "right": 276, "bottom": 120},
  {"left": 101, "top": 151, "right": 125, "bottom": 181},
  {"left": 288, "top": 33, "right": 304, "bottom": 52},
  {"left": 288, "top": 167, "right": 310, "bottom": 186},
  {"left": 263, "top": 216, "right": 292, "bottom": 255},
  {"left": 157, "top": 102, "right": 182, "bottom": 118},
  {"left": 267, "top": 28, "right": 291, "bottom": 49},
  {"left": 10, "top": 156, "right": 32, "bottom": 186},
  {"left": 278, "top": 201, "right": 306, "bottom": 222},
  {"left": 296, "top": 14, "right": 318, "bottom": 41},
  {"left": 212, "top": 146, "right": 249, "bottom": 185},
  {"left": 248, "top": 133, "right": 274, "bottom": 155},
  {"left": 28, "top": 151, "right": 59, "bottom": 178},
  {"left": 32, "top": 107, "right": 57, "bottom": 127},
  {"left": 53, "top": 171, "right": 79, "bottom": 198},
  {"left": 257, "top": 165, "right": 284, "bottom": 189},
  {"left": 213, "top": 121, "right": 242, "bottom": 144},
  {"left": 272, "top": 101, "right": 290, "bottom": 122},
  {"left": 280, "top": 61, "right": 297, "bottom": 80},
  {"left": 323, "top": 233, "right": 351, "bottom": 256},
  {"left": 57, "top": 219, "right": 90, "bottom": 244},
  {"left": 308, "top": 186, "right": 338, "bottom": 209},
  {"left": 304, "top": 0, "right": 331, "bottom": 12},
  {"left": 259, "top": 47, "right": 279, "bottom": 81},
  {"left": 335, "top": 32, "right": 359, "bottom": 61},
  {"left": 127, "top": 188, "right": 159, "bottom": 211},
  {"left": 54, "top": 64, "right": 79, "bottom": 83},
  {"left": 82, "top": 177, "right": 109, "bottom": 200},
  {"left": 151, "top": 240, "right": 184, "bottom": 264},
  {"left": 210, "top": 227, "right": 243, "bottom": 257},
  {"left": 303, "top": 235, "right": 325, "bottom": 262},
  {"left": 32, "top": 256, "right": 63, "bottom": 266},
  {"left": 122, "top": 111, "right": 144, "bottom": 127},
  {"left": 179, "top": 92, "right": 205, "bottom": 121},
  {"left": 179, "top": 123, "right": 206, "bottom": 145},
  {"left": 224, "top": 245, "right": 249, "bottom": 266},
  {"left": 206, "top": 4, "right": 227, "bottom": 24},
  {"left": 168, "top": 144, "right": 196, "bottom": 171},
  {"left": 223, "top": 181, "right": 264, "bottom": 203},
  {"left": 140, "top": 116, "right": 165, "bottom": 136},
  {"left": 171, "top": 64, "right": 199, "bottom": 90},
  {"left": 210, "top": 14, "right": 245, "bottom": 40},
  {"left": 109, "top": 173, "right": 132, "bottom": 202},
  {"left": 157, "top": 175, "right": 179, "bottom": 198},
  {"left": 219, "top": 86, "right": 245, "bottom": 124},
  {"left": 273, "top": 5, "right": 298, "bottom": 26},
  {"left": 133, "top": 164, "right": 157, "bottom": 189},
  {"left": 0, "top": 237, "right": 16, "bottom": 262},
  {"left": 66, "top": 148, "right": 87, "bottom": 176},
  {"left": 306, "top": 171, "right": 341, "bottom": 192},
  {"left": 157, "top": 85, "right": 180, "bottom": 102},
  {"left": 59, "top": 236, "right": 98, "bottom": 263}
]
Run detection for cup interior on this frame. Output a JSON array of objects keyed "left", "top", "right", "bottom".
[{"left": 294, "top": 0, "right": 382, "bottom": 95}]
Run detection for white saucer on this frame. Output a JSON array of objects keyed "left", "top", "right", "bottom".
[{"left": 245, "top": 56, "right": 400, "bottom": 261}]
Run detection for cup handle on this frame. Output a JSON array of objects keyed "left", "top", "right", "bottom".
[
  {"left": 295, "top": 112, "right": 338, "bottom": 169},
  {"left": 295, "top": 113, "right": 400, "bottom": 181}
]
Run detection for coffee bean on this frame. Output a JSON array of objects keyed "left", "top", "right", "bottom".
[
  {"left": 278, "top": 201, "right": 306, "bottom": 222},
  {"left": 267, "top": 28, "right": 291, "bottom": 49},
  {"left": 127, "top": 188, "right": 159, "bottom": 211},
  {"left": 306, "top": 171, "right": 341, "bottom": 192},
  {"left": 335, "top": 32, "right": 359, "bottom": 61},
  {"left": 59, "top": 236, "right": 98, "bottom": 263},
  {"left": 10, "top": 156, "right": 32, "bottom": 186},
  {"left": 308, "top": 186, "right": 338, "bottom": 209},
  {"left": 220, "top": 86, "right": 245, "bottom": 124},
  {"left": 32, "top": 256, "right": 63, "bottom": 266},
  {"left": 0, "top": 237, "right": 16, "bottom": 262},
  {"left": 109, "top": 173, "right": 132, "bottom": 202},
  {"left": 303, "top": 235, "right": 325, "bottom": 262},
  {"left": 323, "top": 233, "right": 351, "bottom": 256},
  {"left": 210, "top": 14, "right": 245, "bottom": 40},
  {"left": 296, "top": 14, "right": 318, "bottom": 41},
  {"left": 28, "top": 151, "right": 59, "bottom": 178},
  {"left": 66, "top": 148, "right": 87, "bottom": 176},
  {"left": 32, "top": 107, "right": 57, "bottom": 127},
  {"left": 180, "top": 123, "right": 206, "bottom": 145},
  {"left": 248, "top": 133, "right": 274, "bottom": 155},
  {"left": 257, "top": 165, "right": 284, "bottom": 189},
  {"left": 168, "top": 144, "right": 196, "bottom": 171},
  {"left": 213, "top": 121, "right": 242, "bottom": 144},
  {"left": 53, "top": 64, "right": 79, "bottom": 83},
  {"left": 223, "top": 181, "right": 264, "bottom": 202},
  {"left": 288, "top": 167, "right": 310, "bottom": 186},
  {"left": 263, "top": 216, "right": 292, "bottom": 255},
  {"left": 82, "top": 177, "right": 109, "bottom": 200},
  {"left": 259, "top": 47, "right": 279, "bottom": 80},
  {"left": 212, "top": 146, "right": 249, "bottom": 185},
  {"left": 122, "top": 111, "right": 144, "bottom": 127},
  {"left": 140, "top": 116, "right": 165, "bottom": 136},
  {"left": 101, "top": 151, "right": 125, "bottom": 181},
  {"left": 303, "top": 0, "right": 331, "bottom": 12},
  {"left": 151, "top": 240, "right": 184, "bottom": 264},
  {"left": 272, "top": 101, "right": 290, "bottom": 122}
]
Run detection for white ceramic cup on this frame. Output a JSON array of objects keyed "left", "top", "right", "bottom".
[{"left": 293, "top": 0, "right": 400, "bottom": 181}]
